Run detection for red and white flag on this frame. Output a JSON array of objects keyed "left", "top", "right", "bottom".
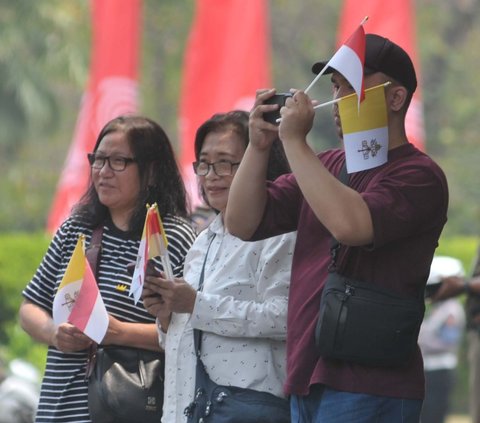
[
  {"left": 178, "top": 0, "right": 271, "bottom": 205},
  {"left": 337, "top": 0, "right": 425, "bottom": 150},
  {"left": 52, "top": 235, "right": 109, "bottom": 344},
  {"left": 130, "top": 204, "right": 173, "bottom": 304},
  {"left": 47, "top": 0, "right": 142, "bottom": 233},
  {"left": 314, "top": 24, "right": 366, "bottom": 105},
  {"left": 68, "top": 258, "right": 109, "bottom": 344}
]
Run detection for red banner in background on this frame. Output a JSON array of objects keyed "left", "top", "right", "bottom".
[
  {"left": 178, "top": 0, "right": 271, "bottom": 205},
  {"left": 47, "top": 0, "right": 141, "bottom": 233},
  {"left": 337, "top": 0, "right": 425, "bottom": 150}
]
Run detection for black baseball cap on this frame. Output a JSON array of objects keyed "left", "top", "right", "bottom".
[{"left": 312, "top": 33, "right": 417, "bottom": 93}]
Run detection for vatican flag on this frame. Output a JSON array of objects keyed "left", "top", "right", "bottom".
[
  {"left": 52, "top": 236, "right": 86, "bottom": 325},
  {"left": 338, "top": 83, "right": 389, "bottom": 173},
  {"left": 52, "top": 235, "right": 108, "bottom": 344}
]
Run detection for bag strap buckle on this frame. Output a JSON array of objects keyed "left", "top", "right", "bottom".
[{"left": 85, "top": 343, "right": 98, "bottom": 380}]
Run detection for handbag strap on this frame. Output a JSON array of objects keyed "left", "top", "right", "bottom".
[
  {"left": 192, "top": 232, "right": 216, "bottom": 356},
  {"left": 328, "top": 161, "right": 348, "bottom": 272},
  {"left": 85, "top": 225, "right": 104, "bottom": 379},
  {"left": 329, "top": 161, "right": 425, "bottom": 301},
  {"left": 86, "top": 225, "right": 104, "bottom": 275}
]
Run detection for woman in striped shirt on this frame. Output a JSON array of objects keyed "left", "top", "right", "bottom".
[{"left": 19, "top": 115, "right": 196, "bottom": 423}]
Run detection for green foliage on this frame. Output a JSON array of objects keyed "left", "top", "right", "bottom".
[
  {"left": 0, "top": 232, "right": 50, "bottom": 371},
  {"left": 0, "top": 1, "right": 479, "bottom": 234},
  {"left": 1, "top": 323, "right": 47, "bottom": 374},
  {"left": 140, "top": 0, "right": 194, "bottom": 148},
  {"left": 436, "top": 233, "right": 479, "bottom": 274},
  {"left": 0, "top": 0, "right": 89, "bottom": 151},
  {"left": 0, "top": 0, "right": 89, "bottom": 231}
]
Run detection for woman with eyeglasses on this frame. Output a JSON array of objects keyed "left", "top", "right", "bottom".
[
  {"left": 142, "top": 110, "right": 296, "bottom": 422},
  {"left": 19, "top": 115, "right": 196, "bottom": 423}
]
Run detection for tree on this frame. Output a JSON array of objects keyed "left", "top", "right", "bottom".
[
  {"left": 0, "top": 0, "right": 479, "bottom": 235},
  {"left": 0, "top": 0, "right": 89, "bottom": 231}
]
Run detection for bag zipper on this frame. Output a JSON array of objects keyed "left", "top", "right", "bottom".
[{"left": 344, "top": 283, "right": 355, "bottom": 298}]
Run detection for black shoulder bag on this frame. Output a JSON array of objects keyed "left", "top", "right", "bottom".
[
  {"left": 184, "top": 234, "right": 291, "bottom": 423},
  {"left": 315, "top": 163, "right": 425, "bottom": 367},
  {"left": 85, "top": 226, "right": 165, "bottom": 423}
]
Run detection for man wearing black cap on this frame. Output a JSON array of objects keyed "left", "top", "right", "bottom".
[{"left": 226, "top": 33, "right": 448, "bottom": 422}]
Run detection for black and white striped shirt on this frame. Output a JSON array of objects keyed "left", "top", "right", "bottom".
[{"left": 23, "top": 215, "right": 196, "bottom": 423}]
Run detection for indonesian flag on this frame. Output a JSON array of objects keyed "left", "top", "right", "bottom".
[
  {"left": 46, "top": 0, "right": 141, "bottom": 233},
  {"left": 337, "top": 0, "right": 425, "bottom": 150},
  {"left": 306, "top": 23, "right": 366, "bottom": 108},
  {"left": 321, "top": 24, "right": 366, "bottom": 105},
  {"left": 338, "top": 83, "right": 389, "bottom": 173},
  {"left": 178, "top": 0, "right": 271, "bottom": 206},
  {"left": 130, "top": 203, "right": 173, "bottom": 304},
  {"left": 52, "top": 235, "right": 109, "bottom": 344}
]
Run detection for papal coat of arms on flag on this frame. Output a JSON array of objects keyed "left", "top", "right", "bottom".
[
  {"left": 338, "top": 83, "right": 389, "bottom": 173},
  {"left": 52, "top": 235, "right": 109, "bottom": 344}
]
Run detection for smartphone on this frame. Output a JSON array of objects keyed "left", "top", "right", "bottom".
[
  {"left": 263, "top": 93, "right": 293, "bottom": 124},
  {"left": 126, "top": 260, "right": 161, "bottom": 277}
]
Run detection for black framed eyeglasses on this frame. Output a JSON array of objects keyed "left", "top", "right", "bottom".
[
  {"left": 192, "top": 160, "right": 240, "bottom": 176},
  {"left": 87, "top": 153, "right": 136, "bottom": 172}
]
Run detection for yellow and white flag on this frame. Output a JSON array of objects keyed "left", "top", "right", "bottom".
[
  {"left": 52, "top": 236, "right": 86, "bottom": 325},
  {"left": 338, "top": 83, "right": 389, "bottom": 173},
  {"left": 52, "top": 235, "right": 109, "bottom": 344}
]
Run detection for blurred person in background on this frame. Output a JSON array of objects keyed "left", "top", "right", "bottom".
[
  {"left": 189, "top": 203, "right": 216, "bottom": 233},
  {"left": 419, "top": 256, "right": 466, "bottom": 423},
  {"left": 0, "top": 358, "right": 40, "bottom": 423},
  {"left": 431, "top": 245, "right": 480, "bottom": 423}
]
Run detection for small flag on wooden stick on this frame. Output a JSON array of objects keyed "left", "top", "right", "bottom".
[
  {"left": 52, "top": 235, "right": 109, "bottom": 344},
  {"left": 306, "top": 17, "right": 368, "bottom": 108},
  {"left": 130, "top": 203, "right": 174, "bottom": 304}
]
